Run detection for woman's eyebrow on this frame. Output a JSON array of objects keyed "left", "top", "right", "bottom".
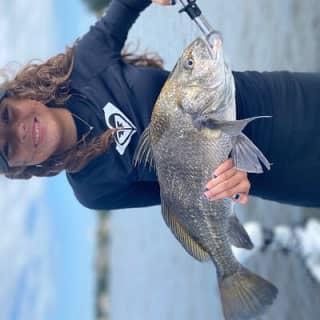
[
  {"left": 0, "top": 101, "right": 8, "bottom": 155},
  {"left": 0, "top": 99, "right": 13, "bottom": 120},
  {"left": 0, "top": 99, "right": 8, "bottom": 113},
  {"left": 0, "top": 134, "right": 6, "bottom": 161}
]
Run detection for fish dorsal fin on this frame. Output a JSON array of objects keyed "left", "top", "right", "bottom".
[
  {"left": 227, "top": 212, "right": 254, "bottom": 250},
  {"left": 161, "top": 201, "right": 210, "bottom": 261},
  {"left": 192, "top": 115, "right": 271, "bottom": 173},
  {"left": 133, "top": 126, "right": 155, "bottom": 169}
]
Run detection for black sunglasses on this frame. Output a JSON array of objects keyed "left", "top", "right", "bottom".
[{"left": 0, "top": 89, "right": 9, "bottom": 173}]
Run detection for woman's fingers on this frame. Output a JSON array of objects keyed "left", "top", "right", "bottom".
[
  {"left": 205, "top": 165, "right": 237, "bottom": 190},
  {"left": 230, "top": 193, "right": 249, "bottom": 204},
  {"left": 236, "top": 193, "right": 249, "bottom": 205},
  {"left": 205, "top": 176, "right": 250, "bottom": 200},
  {"left": 213, "top": 158, "right": 234, "bottom": 176},
  {"left": 204, "top": 158, "right": 251, "bottom": 204},
  {"left": 151, "top": 0, "right": 175, "bottom": 5}
]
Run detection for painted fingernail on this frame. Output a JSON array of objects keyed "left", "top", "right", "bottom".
[
  {"left": 204, "top": 192, "right": 211, "bottom": 200},
  {"left": 233, "top": 193, "right": 240, "bottom": 200},
  {"left": 212, "top": 173, "right": 218, "bottom": 178},
  {"left": 171, "top": 0, "right": 176, "bottom": 5}
]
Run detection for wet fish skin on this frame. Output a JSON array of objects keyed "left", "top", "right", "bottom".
[{"left": 135, "top": 36, "right": 277, "bottom": 320}]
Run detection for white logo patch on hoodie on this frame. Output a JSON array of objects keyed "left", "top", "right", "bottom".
[{"left": 103, "top": 102, "right": 137, "bottom": 155}]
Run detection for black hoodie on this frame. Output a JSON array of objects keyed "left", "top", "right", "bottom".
[
  {"left": 66, "top": 0, "right": 167, "bottom": 210},
  {"left": 66, "top": 0, "right": 320, "bottom": 209}
]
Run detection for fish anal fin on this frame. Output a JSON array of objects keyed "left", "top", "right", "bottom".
[
  {"left": 228, "top": 215, "right": 254, "bottom": 250},
  {"left": 161, "top": 201, "right": 210, "bottom": 262},
  {"left": 133, "top": 126, "right": 155, "bottom": 169}
]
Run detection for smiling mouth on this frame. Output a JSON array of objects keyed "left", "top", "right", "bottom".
[{"left": 32, "top": 117, "right": 41, "bottom": 147}]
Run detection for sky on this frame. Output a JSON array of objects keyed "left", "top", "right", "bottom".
[{"left": 0, "top": 1, "right": 98, "bottom": 320}]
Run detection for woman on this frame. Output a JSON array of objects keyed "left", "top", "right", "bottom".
[{"left": 0, "top": 0, "right": 318, "bottom": 209}]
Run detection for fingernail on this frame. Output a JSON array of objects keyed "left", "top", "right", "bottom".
[
  {"left": 171, "top": 0, "right": 176, "bottom": 5},
  {"left": 204, "top": 192, "right": 211, "bottom": 200},
  {"left": 204, "top": 187, "right": 209, "bottom": 192},
  {"left": 212, "top": 173, "right": 218, "bottom": 178},
  {"left": 233, "top": 193, "right": 240, "bottom": 200}
]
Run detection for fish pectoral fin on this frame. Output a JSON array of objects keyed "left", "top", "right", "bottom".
[
  {"left": 192, "top": 115, "right": 270, "bottom": 135},
  {"left": 231, "top": 133, "right": 271, "bottom": 173},
  {"left": 192, "top": 115, "right": 271, "bottom": 173},
  {"left": 227, "top": 215, "right": 254, "bottom": 250},
  {"left": 161, "top": 201, "right": 210, "bottom": 261},
  {"left": 133, "top": 126, "right": 155, "bottom": 169}
]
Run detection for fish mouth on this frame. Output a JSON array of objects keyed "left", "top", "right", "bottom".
[
  {"left": 211, "top": 37, "right": 222, "bottom": 57},
  {"left": 206, "top": 35, "right": 222, "bottom": 60},
  {"left": 207, "top": 30, "right": 223, "bottom": 46},
  {"left": 195, "top": 33, "right": 223, "bottom": 60}
]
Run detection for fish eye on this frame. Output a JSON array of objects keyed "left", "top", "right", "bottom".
[{"left": 183, "top": 58, "right": 194, "bottom": 70}]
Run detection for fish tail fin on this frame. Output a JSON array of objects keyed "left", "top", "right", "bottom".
[{"left": 218, "top": 265, "right": 278, "bottom": 320}]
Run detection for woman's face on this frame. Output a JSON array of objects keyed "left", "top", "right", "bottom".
[{"left": 0, "top": 98, "right": 66, "bottom": 167}]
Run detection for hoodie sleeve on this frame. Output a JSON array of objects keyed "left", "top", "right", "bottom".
[
  {"left": 93, "top": 0, "right": 151, "bottom": 54},
  {"left": 72, "top": 0, "right": 152, "bottom": 80},
  {"left": 76, "top": 181, "right": 161, "bottom": 210}
]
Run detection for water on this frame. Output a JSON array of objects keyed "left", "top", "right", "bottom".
[{"left": 109, "top": 1, "right": 320, "bottom": 320}]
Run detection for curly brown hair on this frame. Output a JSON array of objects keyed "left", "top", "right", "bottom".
[{"left": 1, "top": 45, "right": 164, "bottom": 179}]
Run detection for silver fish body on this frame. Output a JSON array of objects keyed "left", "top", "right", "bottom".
[{"left": 135, "top": 36, "right": 277, "bottom": 320}]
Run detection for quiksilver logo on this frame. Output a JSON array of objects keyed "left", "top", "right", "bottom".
[{"left": 103, "top": 102, "right": 136, "bottom": 155}]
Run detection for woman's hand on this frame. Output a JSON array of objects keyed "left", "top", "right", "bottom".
[
  {"left": 152, "top": 0, "right": 175, "bottom": 5},
  {"left": 204, "top": 158, "right": 250, "bottom": 204}
]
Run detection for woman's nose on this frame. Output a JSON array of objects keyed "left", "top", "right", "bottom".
[{"left": 15, "top": 121, "right": 27, "bottom": 143}]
